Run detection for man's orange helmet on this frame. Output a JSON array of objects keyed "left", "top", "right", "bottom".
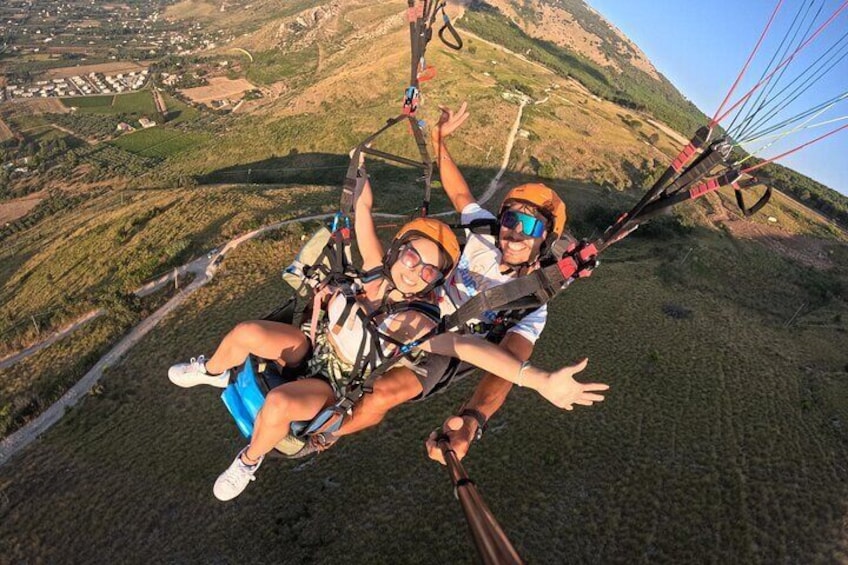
[{"left": 499, "top": 183, "right": 567, "bottom": 240}]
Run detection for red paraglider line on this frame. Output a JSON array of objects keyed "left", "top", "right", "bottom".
[
  {"left": 711, "top": 0, "right": 784, "bottom": 126},
  {"left": 711, "top": 0, "right": 848, "bottom": 128},
  {"left": 740, "top": 121, "right": 848, "bottom": 173}
]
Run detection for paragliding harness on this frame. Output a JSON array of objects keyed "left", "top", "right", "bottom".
[
  {"left": 221, "top": 0, "right": 463, "bottom": 451},
  {"left": 438, "top": 125, "right": 773, "bottom": 333},
  {"left": 221, "top": 209, "right": 446, "bottom": 453}
]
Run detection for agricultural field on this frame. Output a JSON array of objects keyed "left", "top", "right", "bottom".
[
  {"left": 1, "top": 98, "right": 68, "bottom": 117},
  {"left": 178, "top": 77, "right": 257, "bottom": 106},
  {"left": 161, "top": 92, "right": 200, "bottom": 125},
  {"left": 0, "top": 117, "right": 14, "bottom": 143},
  {"left": 110, "top": 127, "right": 211, "bottom": 159},
  {"left": 110, "top": 91, "right": 158, "bottom": 115},
  {"left": 0, "top": 99, "right": 70, "bottom": 134},
  {"left": 0, "top": 192, "right": 44, "bottom": 224},
  {"left": 62, "top": 91, "right": 158, "bottom": 116},
  {"left": 61, "top": 95, "right": 115, "bottom": 110},
  {"left": 2, "top": 112, "right": 52, "bottom": 132},
  {"left": 45, "top": 62, "right": 149, "bottom": 80}
]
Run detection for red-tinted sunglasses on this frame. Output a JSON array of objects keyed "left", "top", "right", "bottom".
[{"left": 398, "top": 243, "right": 443, "bottom": 285}]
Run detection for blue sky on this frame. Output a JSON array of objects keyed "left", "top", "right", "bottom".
[{"left": 586, "top": 0, "right": 848, "bottom": 196}]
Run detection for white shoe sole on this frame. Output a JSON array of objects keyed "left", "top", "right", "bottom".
[{"left": 168, "top": 369, "right": 230, "bottom": 389}]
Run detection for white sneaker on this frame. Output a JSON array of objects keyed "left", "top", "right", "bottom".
[
  {"left": 213, "top": 448, "right": 264, "bottom": 501},
  {"left": 168, "top": 355, "right": 230, "bottom": 388}
]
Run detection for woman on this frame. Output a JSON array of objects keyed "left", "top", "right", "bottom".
[{"left": 169, "top": 173, "right": 601, "bottom": 501}]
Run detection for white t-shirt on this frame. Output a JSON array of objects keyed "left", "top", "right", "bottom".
[{"left": 437, "top": 203, "right": 547, "bottom": 344}]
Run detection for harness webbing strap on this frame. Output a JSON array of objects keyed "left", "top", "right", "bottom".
[
  {"left": 451, "top": 218, "right": 499, "bottom": 235},
  {"left": 361, "top": 142, "right": 425, "bottom": 168},
  {"left": 437, "top": 8, "right": 462, "bottom": 50},
  {"left": 661, "top": 142, "right": 730, "bottom": 196},
  {"left": 636, "top": 170, "right": 742, "bottom": 222},
  {"left": 409, "top": 115, "right": 433, "bottom": 215},
  {"left": 444, "top": 267, "right": 561, "bottom": 331},
  {"left": 733, "top": 177, "right": 772, "bottom": 216}
]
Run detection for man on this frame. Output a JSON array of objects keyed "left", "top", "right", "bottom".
[{"left": 300, "top": 103, "right": 607, "bottom": 457}]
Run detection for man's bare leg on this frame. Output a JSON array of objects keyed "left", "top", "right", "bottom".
[{"left": 334, "top": 366, "right": 423, "bottom": 437}]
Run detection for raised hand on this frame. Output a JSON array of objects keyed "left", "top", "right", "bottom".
[
  {"left": 432, "top": 101, "right": 470, "bottom": 143},
  {"left": 535, "top": 358, "right": 609, "bottom": 410},
  {"left": 351, "top": 144, "right": 372, "bottom": 210},
  {"left": 350, "top": 143, "right": 369, "bottom": 169}
]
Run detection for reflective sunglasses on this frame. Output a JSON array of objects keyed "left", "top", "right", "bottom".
[
  {"left": 398, "top": 243, "right": 443, "bottom": 285},
  {"left": 500, "top": 210, "right": 547, "bottom": 238}
]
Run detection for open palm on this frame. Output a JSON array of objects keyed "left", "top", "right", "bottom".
[
  {"left": 433, "top": 102, "right": 470, "bottom": 141},
  {"left": 538, "top": 358, "right": 609, "bottom": 410}
]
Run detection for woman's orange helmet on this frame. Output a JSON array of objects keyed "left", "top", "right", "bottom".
[{"left": 392, "top": 217, "right": 461, "bottom": 276}]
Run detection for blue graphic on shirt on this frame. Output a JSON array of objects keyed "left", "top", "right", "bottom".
[{"left": 453, "top": 260, "right": 499, "bottom": 326}]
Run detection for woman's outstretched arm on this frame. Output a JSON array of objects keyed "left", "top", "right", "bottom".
[{"left": 421, "top": 333, "right": 608, "bottom": 411}]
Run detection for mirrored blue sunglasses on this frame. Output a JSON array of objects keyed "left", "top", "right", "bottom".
[{"left": 500, "top": 210, "right": 546, "bottom": 238}]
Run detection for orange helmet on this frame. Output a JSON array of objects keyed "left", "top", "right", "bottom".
[
  {"left": 499, "top": 183, "right": 567, "bottom": 240},
  {"left": 391, "top": 217, "right": 461, "bottom": 276}
]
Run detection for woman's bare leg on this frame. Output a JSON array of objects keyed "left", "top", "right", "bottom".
[
  {"left": 205, "top": 320, "right": 310, "bottom": 375},
  {"left": 243, "top": 378, "right": 335, "bottom": 461}
]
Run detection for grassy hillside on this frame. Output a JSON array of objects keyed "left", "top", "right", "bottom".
[
  {"left": 0, "top": 191, "right": 846, "bottom": 562},
  {"left": 762, "top": 162, "right": 848, "bottom": 230},
  {"left": 463, "top": 0, "right": 848, "bottom": 230},
  {"left": 3, "top": 0, "right": 844, "bottom": 447},
  {"left": 460, "top": 1, "right": 707, "bottom": 135}
]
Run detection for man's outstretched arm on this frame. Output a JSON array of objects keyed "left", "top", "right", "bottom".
[{"left": 425, "top": 331, "right": 532, "bottom": 464}]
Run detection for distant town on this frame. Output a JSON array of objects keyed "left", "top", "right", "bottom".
[
  {"left": 1, "top": 70, "right": 150, "bottom": 102},
  {"left": 0, "top": 0, "right": 226, "bottom": 78}
]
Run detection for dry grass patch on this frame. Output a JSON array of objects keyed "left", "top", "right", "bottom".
[
  {"left": 163, "top": 0, "right": 219, "bottom": 20},
  {"left": 1, "top": 98, "right": 69, "bottom": 118},
  {"left": 44, "top": 61, "right": 149, "bottom": 80},
  {"left": 179, "top": 77, "right": 257, "bottom": 105},
  {"left": 0, "top": 116, "right": 14, "bottom": 143},
  {"left": 0, "top": 192, "right": 45, "bottom": 224}
]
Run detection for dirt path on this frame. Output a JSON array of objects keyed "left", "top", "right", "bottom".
[
  {"left": 0, "top": 310, "right": 104, "bottom": 372},
  {"left": 454, "top": 24, "right": 555, "bottom": 78},
  {"left": 478, "top": 98, "right": 527, "bottom": 204},
  {"left": 644, "top": 118, "right": 688, "bottom": 146},
  {"left": 0, "top": 103, "right": 527, "bottom": 466},
  {"left": 153, "top": 88, "right": 168, "bottom": 115}
]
